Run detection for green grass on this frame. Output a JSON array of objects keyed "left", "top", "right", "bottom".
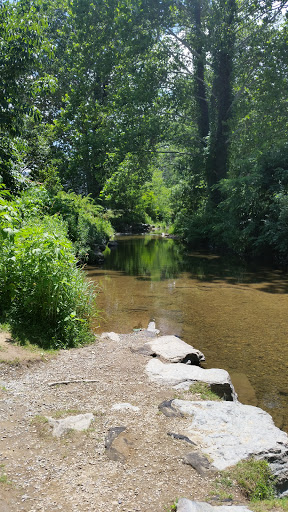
[
  {"left": 250, "top": 498, "right": 288, "bottom": 512},
  {"left": 189, "top": 382, "right": 221, "bottom": 401},
  {"left": 230, "top": 459, "right": 276, "bottom": 501}
]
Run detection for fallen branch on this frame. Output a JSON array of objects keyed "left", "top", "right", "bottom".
[{"left": 48, "top": 379, "right": 99, "bottom": 387}]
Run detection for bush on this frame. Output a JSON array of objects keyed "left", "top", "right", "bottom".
[
  {"left": 50, "top": 190, "right": 114, "bottom": 262},
  {"left": 0, "top": 202, "right": 95, "bottom": 348}
]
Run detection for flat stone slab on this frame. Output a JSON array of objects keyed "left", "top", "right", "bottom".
[
  {"left": 47, "top": 413, "right": 94, "bottom": 437},
  {"left": 146, "top": 359, "right": 236, "bottom": 400},
  {"left": 176, "top": 500, "right": 252, "bottom": 512},
  {"left": 144, "top": 335, "right": 205, "bottom": 364},
  {"left": 172, "top": 400, "right": 288, "bottom": 496}
]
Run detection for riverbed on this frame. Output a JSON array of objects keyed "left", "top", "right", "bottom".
[{"left": 86, "top": 234, "right": 288, "bottom": 432}]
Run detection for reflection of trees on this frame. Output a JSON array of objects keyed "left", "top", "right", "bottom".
[{"left": 103, "top": 237, "right": 185, "bottom": 281}]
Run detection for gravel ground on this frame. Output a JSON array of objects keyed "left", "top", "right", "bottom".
[{"left": 0, "top": 330, "right": 248, "bottom": 512}]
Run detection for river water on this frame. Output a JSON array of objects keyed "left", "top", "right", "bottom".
[{"left": 86, "top": 234, "right": 288, "bottom": 432}]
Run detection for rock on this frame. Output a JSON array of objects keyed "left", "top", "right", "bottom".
[
  {"left": 158, "top": 399, "right": 184, "bottom": 418},
  {"left": 176, "top": 500, "right": 252, "bottom": 512},
  {"left": 144, "top": 335, "right": 205, "bottom": 364},
  {"left": 130, "top": 345, "right": 155, "bottom": 356},
  {"left": 167, "top": 432, "right": 196, "bottom": 445},
  {"left": 147, "top": 321, "right": 160, "bottom": 335},
  {"left": 47, "top": 413, "right": 94, "bottom": 437},
  {"left": 105, "top": 426, "right": 135, "bottom": 463},
  {"left": 146, "top": 359, "right": 237, "bottom": 401},
  {"left": 105, "top": 426, "right": 127, "bottom": 449},
  {"left": 183, "top": 452, "right": 211, "bottom": 476},
  {"left": 172, "top": 400, "right": 288, "bottom": 497},
  {"left": 111, "top": 403, "right": 140, "bottom": 413},
  {"left": 100, "top": 332, "right": 120, "bottom": 342}
]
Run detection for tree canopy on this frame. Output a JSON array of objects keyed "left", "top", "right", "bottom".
[{"left": 1, "top": 0, "right": 288, "bottom": 260}]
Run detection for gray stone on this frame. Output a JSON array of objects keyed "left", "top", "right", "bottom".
[
  {"left": 176, "top": 500, "right": 252, "bottom": 512},
  {"left": 172, "top": 400, "right": 288, "bottom": 497},
  {"left": 144, "top": 335, "right": 205, "bottom": 364},
  {"left": 111, "top": 403, "right": 140, "bottom": 413},
  {"left": 100, "top": 332, "right": 120, "bottom": 342},
  {"left": 167, "top": 432, "right": 196, "bottom": 445},
  {"left": 147, "top": 321, "right": 160, "bottom": 335},
  {"left": 130, "top": 345, "right": 155, "bottom": 356},
  {"left": 158, "top": 399, "right": 184, "bottom": 418},
  {"left": 183, "top": 452, "right": 211, "bottom": 476},
  {"left": 47, "top": 413, "right": 94, "bottom": 437},
  {"left": 105, "top": 426, "right": 126, "bottom": 449},
  {"left": 146, "top": 359, "right": 236, "bottom": 401}
]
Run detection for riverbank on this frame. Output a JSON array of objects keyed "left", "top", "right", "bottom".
[{"left": 0, "top": 328, "right": 257, "bottom": 512}]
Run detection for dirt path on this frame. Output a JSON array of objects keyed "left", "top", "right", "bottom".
[{"left": 0, "top": 330, "right": 247, "bottom": 512}]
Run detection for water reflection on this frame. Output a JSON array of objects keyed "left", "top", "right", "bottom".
[{"left": 86, "top": 235, "right": 288, "bottom": 432}]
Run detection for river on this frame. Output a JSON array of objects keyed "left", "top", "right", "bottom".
[{"left": 86, "top": 234, "right": 288, "bottom": 432}]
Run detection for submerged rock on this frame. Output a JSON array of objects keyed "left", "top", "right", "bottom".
[
  {"left": 172, "top": 400, "right": 288, "bottom": 497},
  {"left": 176, "top": 500, "right": 252, "bottom": 512},
  {"left": 144, "top": 335, "right": 205, "bottom": 364},
  {"left": 146, "top": 359, "right": 236, "bottom": 401}
]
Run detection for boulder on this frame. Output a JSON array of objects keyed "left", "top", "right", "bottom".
[
  {"left": 145, "top": 359, "right": 236, "bottom": 401},
  {"left": 172, "top": 400, "right": 288, "bottom": 497},
  {"left": 176, "top": 500, "right": 252, "bottom": 512},
  {"left": 144, "top": 335, "right": 205, "bottom": 364},
  {"left": 47, "top": 413, "right": 94, "bottom": 437}
]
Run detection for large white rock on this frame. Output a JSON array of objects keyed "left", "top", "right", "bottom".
[
  {"left": 47, "top": 413, "right": 94, "bottom": 437},
  {"left": 176, "top": 500, "right": 251, "bottom": 512},
  {"left": 145, "top": 359, "right": 236, "bottom": 400},
  {"left": 172, "top": 400, "right": 288, "bottom": 496},
  {"left": 144, "top": 335, "right": 205, "bottom": 364}
]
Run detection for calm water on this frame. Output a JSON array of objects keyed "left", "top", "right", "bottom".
[{"left": 86, "top": 235, "right": 288, "bottom": 432}]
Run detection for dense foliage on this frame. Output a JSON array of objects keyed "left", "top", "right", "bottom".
[
  {"left": 1, "top": 0, "right": 288, "bottom": 283},
  {"left": 0, "top": 184, "right": 113, "bottom": 348}
]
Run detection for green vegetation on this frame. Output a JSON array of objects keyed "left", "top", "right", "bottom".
[
  {"left": 0, "top": 184, "right": 113, "bottom": 349},
  {"left": 1, "top": 0, "right": 288, "bottom": 346},
  {"left": 250, "top": 498, "right": 288, "bottom": 512},
  {"left": 230, "top": 459, "right": 276, "bottom": 501},
  {"left": 189, "top": 382, "right": 221, "bottom": 401},
  {"left": 210, "top": 459, "right": 276, "bottom": 503}
]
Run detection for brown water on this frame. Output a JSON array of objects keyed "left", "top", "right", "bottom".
[{"left": 86, "top": 235, "right": 288, "bottom": 432}]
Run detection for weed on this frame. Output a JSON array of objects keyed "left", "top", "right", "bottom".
[
  {"left": 165, "top": 498, "right": 178, "bottom": 511},
  {"left": 30, "top": 415, "right": 50, "bottom": 438},
  {"left": 0, "top": 465, "right": 10, "bottom": 485},
  {"left": 249, "top": 497, "right": 288, "bottom": 512},
  {"left": 189, "top": 382, "right": 221, "bottom": 401},
  {"left": 209, "top": 474, "right": 234, "bottom": 501},
  {"left": 230, "top": 459, "right": 276, "bottom": 501}
]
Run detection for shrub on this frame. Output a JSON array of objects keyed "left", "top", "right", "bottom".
[{"left": 0, "top": 209, "right": 95, "bottom": 349}]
